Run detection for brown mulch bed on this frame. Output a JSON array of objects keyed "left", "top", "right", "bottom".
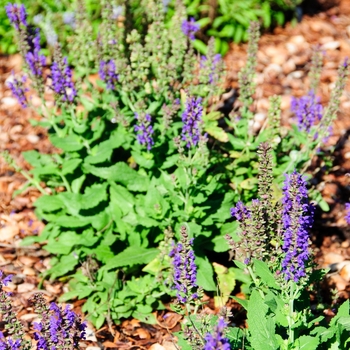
[{"left": 1, "top": 0, "right": 350, "bottom": 348}]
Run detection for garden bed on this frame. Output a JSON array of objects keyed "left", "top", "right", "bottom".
[{"left": 1, "top": 0, "right": 350, "bottom": 349}]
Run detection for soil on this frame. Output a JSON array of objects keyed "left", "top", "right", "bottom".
[{"left": 1, "top": 1, "right": 350, "bottom": 349}]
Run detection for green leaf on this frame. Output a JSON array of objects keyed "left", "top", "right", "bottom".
[
  {"left": 104, "top": 247, "right": 159, "bottom": 270},
  {"left": 44, "top": 231, "right": 81, "bottom": 255},
  {"left": 50, "top": 134, "right": 84, "bottom": 152},
  {"left": 240, "top": 177, "right": 258, "bottom": 190},
  {"left": 253, "top": 259, "right": 280, "bottom": 290},
  {"left": 219, "top": 24, "right": 235, "bottom": 38},
  {"left": 47, "top": 254, "right": 79, "bottom": 280},
  {"left": 211, "top": 234, "right": 229, "bottom": 253},
  {"left": 55, "top": 215, "right": 91, "bottom": 228},
  {"left": 80, "top": 183, "right": 108, "bottom": 210},
  {"left": 71, "top": 174, "right": 86, "bottom": 194},
  {"left": 294, "top": 335, "right": 319, "bottom": 350},
  {"left": 247, "top": 290, "right": 280, "bottom": 350},
  {"left": 192, "top": 39, "right": 207, "bottom": 55},
  {"left": 196, "top": 257, "right": 216, "bottom": 291},
  {"left": 131, "top": 151, "right": 154, "bottom": 169},
  {"left": 132, "top": 310, "right": 157, "bottom": 324},
  {"left": 83, "top": 163, "right": 149, "bottom": 192},
  {"left": 61, "top": 158, "right": 82, "bottom": 175},
  {"left": 213, "top": 263, "right": 236, "bottom": 307},
  {"left": 35, "top": 195, "right": 64, "bottom": 212},
  {"left": 232, "top": 296, "right": 248, "bottom": 310}
]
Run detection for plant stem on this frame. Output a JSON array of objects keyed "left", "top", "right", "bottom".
[{"left": 287, "top": 284, "right": 295, "bottom": 345}]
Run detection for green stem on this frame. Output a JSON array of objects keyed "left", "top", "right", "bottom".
[
  {"left": 59, "top": 172, "right": 72, "bottom": 192},
  {"left": 287, "top": 284, "right": 295, "bottom": 346},
  {"left": 247, "top": 265, "right": 264, "bottom": 299}
]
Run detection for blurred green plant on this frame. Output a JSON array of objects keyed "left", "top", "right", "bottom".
[{"left": 178, "top": 0, "right": 303, "bottom": 55}]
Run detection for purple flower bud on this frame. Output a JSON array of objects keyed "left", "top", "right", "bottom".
[
  {"left": 5, "top": 3, "right": 27, "bottom": 30},
  {"left": 63, "top": 12, "right": 76, "bottom": 28},
  {"left": 51, "top": 56, "right": 76, "bottom": 102},
  {"left": 230, "top": 201, "right": 250, "bottom": 222},
  {"left": 204, "top": 317, "right": 230, "bottom": 350},
  {"left": 134, "top": 113, "right": 154, "bottom": 151},
  {"left": 181, "top": 17, "right": 199, "bottom": 41},
  {"left": 345, "top": 203, "right": 350, "bottom": 225},
  {"left": 181, "top": 96, "right": 203, "bottom": 148},
  {"left": 7, "top": 74, "right": 28, "bottom": 108},
  {"left": 291, "top": 90, "right": 323, "bottom": 132},
  {"left": 281, "top": 171, "right": 314, "bottom": 282},
  {"left": 25, "top": 28, "right": 46, "bottom": 78},
  {"left": 99, "top": 59, "right": 118, "bottom": 90}
]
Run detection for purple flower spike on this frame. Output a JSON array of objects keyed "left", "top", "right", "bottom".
[
  {"left": 169, "top": 227, "right": 198, "bottom": 304},
  {"left": 7, "top": 74, "right": 28, "bottom": 108},
  {"left": 181, "top": 17, "right": 199, "bottom": 41},
  {"left": 33, "top": 298, "right": 86, "bottom": 349},
  {"left": 99, "top": 59, "right": 118, "bottom": 90},
  {"left": 230, "top": 201, "right": 251, "bottom": 222},
  {"left": 291, "top": 90, "right": 323, "bottom": 132},
  {"left": 25, "top": 28, "right": 46, "bottom": 78},
  {"left": 281, "top": 171, "right": 314, "bottom": 282},
  {"left": 5, "top": 3, "right": 27, "bottom": 30},
  {"left": 204, "top": 317, "right": 231, "bottom": 350},
  {"left": 345, "top": 203, "right": 350, "bottom": 225},
  {"left": 51, "top": 57, "right": 76, "bottom": 102},
  {"left": 181, "top": 96, "right": 203, "bottom": 148},
  {"left": 134, "top": 113, "right": 154, "bottom": 151},
  {"left": 0, "top": 333, "right": 21, "bottom": 350}
]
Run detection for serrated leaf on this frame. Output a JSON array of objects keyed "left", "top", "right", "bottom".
[
  {"left": 247, "top": 290, "right": 280, "bottom": 350},
  {"left": 61, "top": 158, "right": 82, "bottom": 175},
  {"left": 55, "top": 215, "right": 90, "bottom": 228},
  {"left": 50, "top": 134, "right": 84, "bottom": 152},
  {"left": 47, "top": 254, "right": 79, "bottom": 280},
  {"left": 57, "top": 192, "right": 82, "bottom": 216},
  {"left": 83, "top": 162, "right": 149, "bottom": 192},
  {"left": 44, "top": 231, "right": 81, "bottom": 255},
  {"left": 294, "top": 335, "right": 319, "bottom": 349},
  {"left": 196, "top": 256, "right": 216, "bottom": 291},
  {"left": 35, "top": 195, "right": 64, "bottom": 212},
  {"left": 104, "top": 247, "right": 159, "bottom": 270},
  {"left": 80, "top": 183, "right": 108, "bottom": 210},
  {"left": 253, "top": 259, "right": 280, "bottom": 290}
]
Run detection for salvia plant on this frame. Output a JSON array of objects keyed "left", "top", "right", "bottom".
[
  {"left": 0, "top": 270, "right": 86, "bottom": 349},
  {"left": 2, "top": 0, "right": 349, "bottom": 337},
  {"left": 169, "top": 145, "right": 350, "bottom": 349}
]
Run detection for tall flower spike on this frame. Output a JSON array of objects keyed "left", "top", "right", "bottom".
[
  {"left": 5, "top": 3, "right": 27, "bottom": 30},
  {"left": 238, "top": 21, "right": 260, "bottom": 115},
  {"left": 99, "top": 59, "right": 119, "bottom": 90},
  {"left": 134, "top": 113, "right": 154, "bottom": 151},
  {"left": 25, "top": 28, "right": 46, "bottom": 79},
  {"left": 266, "top": 95, "right": 281, "bottom": 144},
  {"left": 203, "top": 317, "right": 230, "bottom": 350},
  {"left": 281, "top": 171, "right": 315, "bottom": 282},
  {"left": 169, "top": 226, "right": 198, "bottom": 304},
  {"left": 0, "top": 271, "right": 31, "bottom": 350},
  {"left": 308, "top": 46, "right": 323, "bottom": 93},
  {"left": 32, "top": 294, "right": 86, "bottom": 349},
  {"left": 317, "top": 58, "right": 349, "bottom": 145},
  {"left": 200, "top": 37, "right": 224, "bottom": 91},
  {"left": 181, "top": 96, "right": 203, "bottom": 148},
  {"left": 291, "top": 90, "right": 323, "bottom": 132},
  {"left": 7, "top": 74, "right": 28, "bottom": 108},
  {"left": 181, "top": 17, "right": 199, "bottom": 41},
  {"left": 51, "top": 45, "right": 76, "bottom": 103}
]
